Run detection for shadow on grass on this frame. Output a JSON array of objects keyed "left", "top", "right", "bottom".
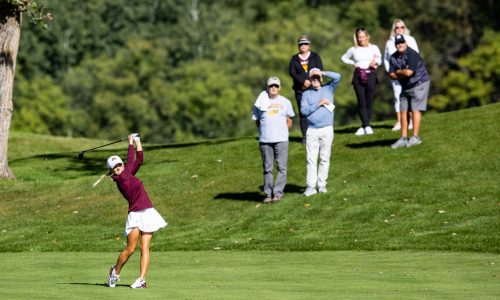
[
  {"left": 335, "top": 124, "right": 392, "bottom": 134},
  {"left": 9, "top": 136, "right": 255, "bottom": 176},
  {"left": 213, "top": 184, "right": 304, "bottom": 201},
  {"left": 345, "top": 139, "right": 395, "bottom": 148},
  {"left": 59, "top": 282, "right": 129, "bottom": 288},
  {"left": 214, "top": 192, "right": 263, "bottom": 202}
]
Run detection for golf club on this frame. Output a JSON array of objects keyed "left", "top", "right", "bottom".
[
  {"left": 77, "top": 133, "right": 140, "bottom": 159},
  {"left": 92, "top": 173, "right": 111, "bottom": 187}
]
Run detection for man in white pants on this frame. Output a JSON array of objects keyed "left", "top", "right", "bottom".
[{"left": 300, "top": 69, "right": 341, "bottom": 196}]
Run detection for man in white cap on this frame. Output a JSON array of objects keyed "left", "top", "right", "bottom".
[{"left": 252, "top": 77, "right": 295, "bottom": 203}]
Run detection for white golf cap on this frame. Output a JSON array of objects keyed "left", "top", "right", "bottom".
[
  {"left": 107, "top": 155, "right": 123, "bottom": 169},
  {"left": 267, "top": 76, "right": 280, "bottom": 87}
]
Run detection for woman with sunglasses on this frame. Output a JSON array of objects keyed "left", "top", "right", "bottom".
[
  {"left": 384, "top": 19, "right": 419, "bottom": 131},
  {"left": 289, "top": 35, "right": 323, "bottom": 144},
  {"left": 106, "top": 134, "right": 167, "bottom": 289},
  {"left": 341, "top": 28, "right": 382, "bottom": 136}
]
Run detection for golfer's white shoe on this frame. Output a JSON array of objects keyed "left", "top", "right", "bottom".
[
  {"left": 130, "top": 277, "right": 147, "bottom": 289},
  {"left": 107, "top": 266, "right": 120, "bottom": 287}
]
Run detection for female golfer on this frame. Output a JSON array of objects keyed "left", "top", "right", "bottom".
[{"left": 106, "top": 133, "right": 167, "bottom": 289}]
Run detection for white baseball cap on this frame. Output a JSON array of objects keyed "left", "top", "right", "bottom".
[
  {"left": 107, "top": 155, "right": 123, "bottom": 169},
  {"left": 267, "top": 77, "right": 280, "bottom": 87}
]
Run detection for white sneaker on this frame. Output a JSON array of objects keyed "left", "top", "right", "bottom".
[
  {"left": 304, "top": 187, "right": 317, "bottom": 197},
  {"left": 130, "top": 277, "right": 147, "bottom": 289},
  {"left": 364, "top": 126, "right": 373, "bottom": 135},
  {"left": 318, "top": 186, "right": 327, "bottom": 193},
  {"left": 107, "top": 266, "right": 120, "bottom": 288},
  {"left": 355, "top": 127, "right": 365, "bottom": 136},
  {"left": 392, "top": 122, "right": 401, "bottom": 131},
  {"left": 406, "top": 136, "right": 422, "bottom": 147},
  {"left": 408, "top": 121, "right": 413, "bottom": 130},
  {"left": 391, "top": 137, "right": 408, "bottom": 149}
]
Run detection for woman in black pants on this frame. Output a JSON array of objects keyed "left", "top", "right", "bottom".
[{"left": 341, "top": 28, "right": 382, "bottom": 136}]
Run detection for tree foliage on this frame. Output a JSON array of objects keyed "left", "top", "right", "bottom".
[{"left": 10, "top": 0, "right": 500, "bottom": 142}]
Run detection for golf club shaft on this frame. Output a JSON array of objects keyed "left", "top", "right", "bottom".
[{"left": 81, "top": 138, "right": 127, "bottom": 154}]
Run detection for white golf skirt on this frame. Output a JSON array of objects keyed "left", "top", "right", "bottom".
[{"left": 124, "top": 208, "right": 167, "bottom": 236}]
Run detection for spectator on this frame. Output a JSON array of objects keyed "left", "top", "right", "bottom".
[
  {"left": 384, "top": 19, "right": 420, "bottom": 131},
  {"left": 389, "top": 34, "right": 430, "bottom": 149},
  {"left": 289, "top": 35, "right": 323, "bottom": 143},
  {"left": 301, "top": 68, "right": 341, "bottom": 196},
  {"left": 252, "top": 77, "right": 295, "bottom": 203},
  {"left": 341, "top": 28, "right": 382, "bottom": 136}
]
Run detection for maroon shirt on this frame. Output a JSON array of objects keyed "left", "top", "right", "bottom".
[{"left": 112, "top": 145, "right": 154, "bottom": 212}]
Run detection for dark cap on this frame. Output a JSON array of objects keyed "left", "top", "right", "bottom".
[{"left": 394, "top": 34, "right": 406, "bottom": 45}]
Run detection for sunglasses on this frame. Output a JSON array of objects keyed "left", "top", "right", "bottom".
[
  {"left": 268, "top": 84, "right": 279, "bottom": 88},
  {"left": 298, "top": 43, "right": 309, "bottom": 46},
  {"left": 395, "top": 26, "right": 405, "bottom": 29}
]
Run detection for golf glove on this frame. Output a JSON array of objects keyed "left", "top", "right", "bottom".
[{"left": 131, "top": 133, "right": 140, "bottom": 143}]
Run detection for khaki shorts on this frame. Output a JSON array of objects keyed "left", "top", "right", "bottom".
[{"left": 400, "top": 80, "right": 430, "bottom": 112}]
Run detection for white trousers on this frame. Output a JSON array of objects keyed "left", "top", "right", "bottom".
[
  {"left": 391, "top": 80, "right": 402, "bottom": 113},
  {"left": 305, "top": 126, "right": 334, "bottom": 189}
]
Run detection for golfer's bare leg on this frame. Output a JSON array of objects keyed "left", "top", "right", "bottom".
[
  {"left": 412, "top": 110, "right": 422, "bottom": 137},
  {"left": 139, "top": 232, "right": 153, "bottom": 279},
  {"left": 114, "top": 228, "right": 140, "bottom": 275}
]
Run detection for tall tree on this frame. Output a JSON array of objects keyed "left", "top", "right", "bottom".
[{"left": 0, "top": 0, "right": 49, "bottom": 179}]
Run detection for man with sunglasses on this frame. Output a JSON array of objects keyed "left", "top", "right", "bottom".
[
  {"left": 252, "top": 77, "right": 295, "bottom": 203},
  {"left": 389, "top": 34, "right": 430, "bottom": 149},
  {"left": 289, "top": 35, "right": 323, "bottom": 144}
]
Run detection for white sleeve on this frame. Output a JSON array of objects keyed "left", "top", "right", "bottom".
[
  {"left": 286, "top": 99, "right": 295, "bottom": 118},
  {"left": 341, "top": 47, "right": 356, "bottom": 65},
  {"left": 374, "top": 45, "right": 382, "bottom": 66},
  {"left": 383, "top": 39, "right": 393, "bottom": 72},
  {"left": 406, "top": 35, "right": 419, "bottom": 53}
]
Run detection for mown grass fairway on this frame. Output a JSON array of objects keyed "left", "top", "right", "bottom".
[
  {"left": 0, "top": 251, "right": 498, "bottom": 299},
  {"left": 1, "top": 104, "right": 498, "bottom": 252},
  {"left": 0, "top": 104, "right": 499, "bottom": 298}
]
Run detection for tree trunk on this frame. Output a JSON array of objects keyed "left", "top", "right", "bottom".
[{"left": 0, "top": 3, "right": 21, "bottom": 179}]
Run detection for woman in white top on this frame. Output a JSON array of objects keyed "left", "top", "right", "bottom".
[
  {"left": 341, "top": 28, "right": 382, "bottom": 136},
  {"left": 384, "top": 19, "right": 419, "bottom": 131}
]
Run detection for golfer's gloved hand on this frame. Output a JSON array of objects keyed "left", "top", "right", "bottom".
[{"left": 131, "top": 133, "right": 140, "bottom": 143}]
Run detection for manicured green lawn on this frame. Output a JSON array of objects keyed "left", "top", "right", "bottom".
[
  {"left": 1, "top": 105, "right": 499, "bottom": 298},
  {"left": 0, "top": 251, "right": 498, "bottom": 299},
  {"left": 1, "top": 104, "right": 498, "bottom": 253}
]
